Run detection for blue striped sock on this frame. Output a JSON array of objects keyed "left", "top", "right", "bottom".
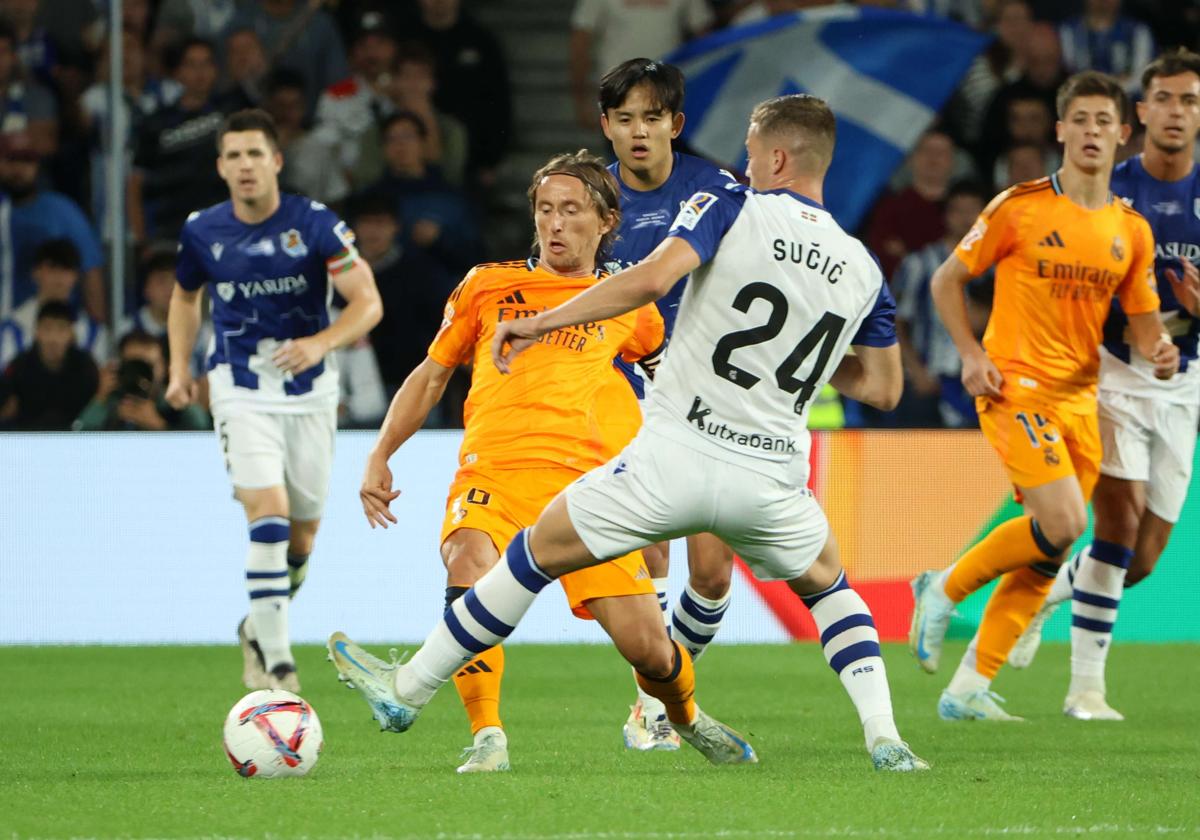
[
  {"left": 654, "top": 577, "right": 670, "bottom": 629},
  {"left": 802, "top": 572, "right": 898, "bottom": 748},
  {"left": 399, "top": 529, "right": 552, "bottom": 705},
  {"left": 247, "top": 516, "right": 291, "bottom": 671},
  {"left": 671, "top": 584, "right": 730, "bottom": 661},
  {"left": 1069, "top": 539, "right": 1132, "bottom": 695}
]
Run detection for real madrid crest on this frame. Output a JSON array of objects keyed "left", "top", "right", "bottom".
[
  {"left": 1111, "top": 235, "right": 1124, "bottom": 261},
  {"left": 281, "top": 228, "right": 308, "bottom": 257}
]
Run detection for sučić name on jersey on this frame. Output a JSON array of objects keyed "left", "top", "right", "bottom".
[
  {"left": 772, "top": 239, "right": 846, "bottom": 284},
  {"left": 687, "top": 396, "right": 797, "bottom": 454}
]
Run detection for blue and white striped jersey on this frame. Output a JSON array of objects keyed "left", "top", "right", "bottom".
[
  {"left": 176, "top": 194, "right": 358, "bottom": 413},
  {"left": 1106, "top": 155, "right": 1200, "bottom": 404}
]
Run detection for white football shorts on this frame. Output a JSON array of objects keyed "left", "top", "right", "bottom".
[
  {"left": 1098, "top": 389, "right": 1199, "bottom": 523},
  {"left": 565, "top": 427, "right": 828, "bottom": 581},
  {"left": 212, "top": 406, "right": 337, "bottom": 522}
]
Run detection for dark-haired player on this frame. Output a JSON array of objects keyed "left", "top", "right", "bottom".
[{"left": 166, "top": 109, "right": 382, "bottom": 692}]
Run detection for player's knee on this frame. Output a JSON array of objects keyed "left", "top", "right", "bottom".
[
  {"left": 641, "top": 542, "right": 669, "bottom": 577},
  {"left": 1041, "top": 510, "right": 1087, "bottom": 549},
  {"left": 688, "top": 566, "right": 731, "bottom": 600},
  {"left": 621, "top": 631, "right": 675, "bottom": 678},
  {"left": 443, "top": 548, "right": 494, "bottom": 584},
  {"left": 1125, "top": 552, "right": 1159, "bottom": 587}
]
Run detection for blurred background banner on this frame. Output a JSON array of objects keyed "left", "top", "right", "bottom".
[
  {"left": 668, "top": 6, "right": 990, "bottom": 229},
  {"left": 3, "top": 430, "right": 1195, "bottom": 646}
]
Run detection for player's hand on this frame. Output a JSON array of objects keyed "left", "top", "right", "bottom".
[
  {"left": 961, "top": 350, "right": 1004, "bottom": 398},
  {"left": 492, "top": 317, "right": 541, "bottom": 374},
  {"left": 165, "top": 373, "right": 197, "bottom": 409},
  {"left": 273, "top": 336, "right": 328, "bottom": 375},
  {"left": 1165, "top": 259, "right": 1200, "bottom": 316},
  {"left": 1151, "top": 334, "right": 1180, "bottom": 380},
  {"left": 360, "top": 456, "right": 401, "bottom": 529}
]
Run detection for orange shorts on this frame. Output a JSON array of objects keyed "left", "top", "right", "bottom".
[
  {"left": 441, "top": 464, "right": 653, "bottom": 619},
  {"left": 977, "top": 397, "right": 1100, "bottom": 502}
]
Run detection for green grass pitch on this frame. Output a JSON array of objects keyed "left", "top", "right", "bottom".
[{"left": 2, "top": 642, "right": 1196, "bottom": 839}]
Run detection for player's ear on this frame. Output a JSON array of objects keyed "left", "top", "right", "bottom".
[
  {"left": 670, "top": 111, "right": 685, "bottom": 139},
  {"left": 1054, "top": 120, "right": 1065, "bottom": 145},
  {"left": 1135, "top": 99, "right": 1148, "bottom": 127},
  {"left": 1118, "top": 121, "right": 1132, "bottom": 146},
  {"left": 600, "top": 112, "right": 612, "bottom": 141},
  {"left": 273, "top": 148, "right": 283, "bottom": 173}
]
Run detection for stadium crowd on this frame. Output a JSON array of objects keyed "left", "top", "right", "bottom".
[{"left": 0, "top": 0, "right": 1196, "bottom": 431}]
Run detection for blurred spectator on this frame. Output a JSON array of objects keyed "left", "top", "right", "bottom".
[
  {"left": 0, "top": 238, "right": 108, "bottom": 367},
  {"left": 977, "top": 22, "right": 1065, "bottom": 175},
  {"left": 154, "top": 0, "right": 241, "bottom": 49},
  {"left": 80, "top": 30, "right": 178, "bottom": 230},
  {"left": 987, "top": 94, "right": 1060, "bottom": 183},
  {"left": 1, "top": 0, "right": 57, "bottom": 86},
  {"left": 402, "top": 0, "right": 511, "bottom": 187},
  {"left": 906, "top": 0, "right": 985, "bottom": 27},
  {"left": 333, "top": 313, "right": 387, "bottom": 427},
  {"left": 350, "top": 192, "right": 455, "bottom": 394},
  {"left": 0, "top": 132, "right": 106, "bottom": 321},
  {"left": 866, "top": 129, "right": 955, "bottom": 280},
  {"left": 232, "top": 0, "right": 349, "bottom": 111},
  {"left": 349, "top": 42, "right": 469, "bottom": 190},
  {"left": 117, "top": 250, "right": 211, "bottom": 376},
  {"left": 943, "top": 0, "right": 1033, "bottom": 148},
  {"left": 727, "top": 1, "right": 807, "bottom": 26},
  {"left": 0, "top": 20, "right": 57, "bottom": 158},
  {"left": 1060, "top": 0, "right": 1154, "bottom": 92},
  {"left": 0, "top": 300, "right": 98, "bottom": 430},
  {"left": 995, "top": 140, "right": 1056, "bottom": 189},
  {"left": 74, "top": 328, "right": 209, "bottom": 431},
  {"left": 221, "top": 27, "right": 270, "bottom": 110},
  {"left": 893, "top": 181, "right": 991, "bottom": 429},
  {"left": 569, "top": 0, "right": 713, "bottom": 129},
  {"left": 265, "top": 68, "right": 349, "bottom": 206},
  {"left": 129, "top": 37, "right": 227, "bottom": 246},
  {"left": 34, "top": 0, "right": 100, "bottom": 65},
  {"left": 363, "top": 111, "right": 482, "bottom": 273},
  {"left": 313, "top": 11, "right": 397, "bottom": 175}
]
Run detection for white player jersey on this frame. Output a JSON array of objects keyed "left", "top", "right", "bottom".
[{"left": 644, "top": 185, "right": 896, "bottom": 485}]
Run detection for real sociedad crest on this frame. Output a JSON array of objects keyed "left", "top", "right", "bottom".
[
  {"left": 281, "top": 229, "right": 308, "bottom": 257},
  {"left": 217, "top": 282, "right": 236, "bottom": 302}
]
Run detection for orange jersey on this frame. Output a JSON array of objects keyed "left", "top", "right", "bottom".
[
  {"left": 955, "top": 175, "right": 1160, "bottom": 413},
  {"left": 429, "top": 258, "right": 665, "bottom": 471}
]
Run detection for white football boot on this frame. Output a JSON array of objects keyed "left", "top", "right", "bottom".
[
  {"left": 909, "top": 570, "right": 956, "bottom": 674},
  {"left": 938, "top": 688, "right": 1025, "bottom": 721},
  {"left": 456, "top": 727, "right": 511, "bottom": 773},
  {"left": 622, "top": 699, "right": 681, "bottom": 751},
  {"left": 1064, "top": 690, "right": 1124, "bottom": 721}
]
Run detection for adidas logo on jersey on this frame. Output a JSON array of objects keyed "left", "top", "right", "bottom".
[
  {"left": 1038, "top": 231, "right": 1066, "bottom": 248},
  {"left": 497, "top": 290, "right": 527, "bottom": 305}
]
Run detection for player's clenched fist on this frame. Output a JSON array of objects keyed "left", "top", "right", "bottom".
[
  {"left": 360, "top": 455, "right": 401, "bottom": 529},
  {"left": 1151, "top": 334, "right": 1180, "bottom": 380},
  {"left": 273, "top": 335, "right": 329, "bottom": 374},
  {"left": 165, "top": 373, "right": 197, "bottom": 409},
  {"left": 960, "top": 350, "right": 1004, "bottom": 398},
  {"left": 492, "top": 317, "right": 542, "bottom": 374}
]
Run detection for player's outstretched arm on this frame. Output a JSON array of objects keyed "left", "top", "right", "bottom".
[
  {"left": 361, "top": 356, "right": 456, "bottom": 529},
  {"left": 931, "top": 253, "right": 1003, "bottom": 398},
  {"left": 829, "top": 344, "right": 903, "bottom": 411},
  {"left": 165, "top": 284, "right": 203, "bottom": 409},
  {"left": 1128, "top": 310, "right": 1181, "bottom": 381},
  {"left": 274, "top": 260, "right": 383, "bottom": 375},
  {"left": 493, "top": 237, "right": 700, "bottom": 373}
]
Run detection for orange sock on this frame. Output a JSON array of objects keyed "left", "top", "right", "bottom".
[
  {"left": 452, "top": 644, "right": 504, "bottom": 734},
  {"left": 944, "top": 516, "right": 1048, "bottom": 602},
  {"left": 635, "top": 641, "right": 697, "bottom": 725},
  {"left": 969, "top": 567, "right": 1056, "bottom": 679}
]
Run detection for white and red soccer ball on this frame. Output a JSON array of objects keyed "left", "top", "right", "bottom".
[{"left": 222, "top": 689, "right": 323, "bottom": 778}]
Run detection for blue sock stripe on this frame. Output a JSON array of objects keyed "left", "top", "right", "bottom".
[
  {"left": 1090, "top": 539, "right": 1134, "bottom": 569},
  {"left": 249, "top": 588, "right": 291, "bottom": 600},
  {"left": 828, "top": 640, "right": 882, "bottom": 675},
  {"left": 246, "top": 570, "right": 289, "bottom": 579},
  {"left": 444, "top": 607, "right": 491, "bottom": 655},
  {"left": 1030, "top": 560, "right": 1060, "bottom": 579},
  {"left": 506, "top": 530, "right": 553, "bottom": 594},
  {"left": 819, "top": 613, "right": 875, "bottom": 648},
  {"left": 671, "top": 620, "right": 715, "bottom": 647},
  {"left": 249, "top": 520, "right": 290, "bottom": 544},
  {"left": 462, "top": 589, "right": 515, "bottom": 639},
  {"left": 1067, "top": 564, "right": 1076, "bottom": 584},
  {"left": 679, "top": 592, "right": 728, "bottom": 624},
  {"left": 800, "top": 571, "right": 848, "bottom": 609},
  {"left": 1073, "top": 588, "right": 1121, "bottom": 610},
  {"left": 1072, "top": 615, "right": 1114, "bottom": 633},
  {"left": 1029, "top": 519, "right": 1061, "bottom": 558}
]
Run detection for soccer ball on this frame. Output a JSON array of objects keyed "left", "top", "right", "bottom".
[{"left": 222, "top": 689, "right": 323, "bottom": 778}]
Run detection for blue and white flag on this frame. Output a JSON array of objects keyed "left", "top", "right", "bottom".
[{"left": 667, "top": 7, "right": 988, "bottom": 230}]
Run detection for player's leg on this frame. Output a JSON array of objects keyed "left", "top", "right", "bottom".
[
  {"left": 441, "top": 527, "right": 509, "bottom": 772},
  {"left": 910, "top": 403, "right": 1083, "bottom": 674},
  {"left": 674, "top": 533, "right": 734, "bottom": 662},
  {"left": 215, "top": 410, "right": 294, "bottom": 691},
  {"left": 622, "top": 539, "right": 676, "bottom": 751},
  {"left": 588, "top": 593, "right": 756, "bottom": 765}
]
